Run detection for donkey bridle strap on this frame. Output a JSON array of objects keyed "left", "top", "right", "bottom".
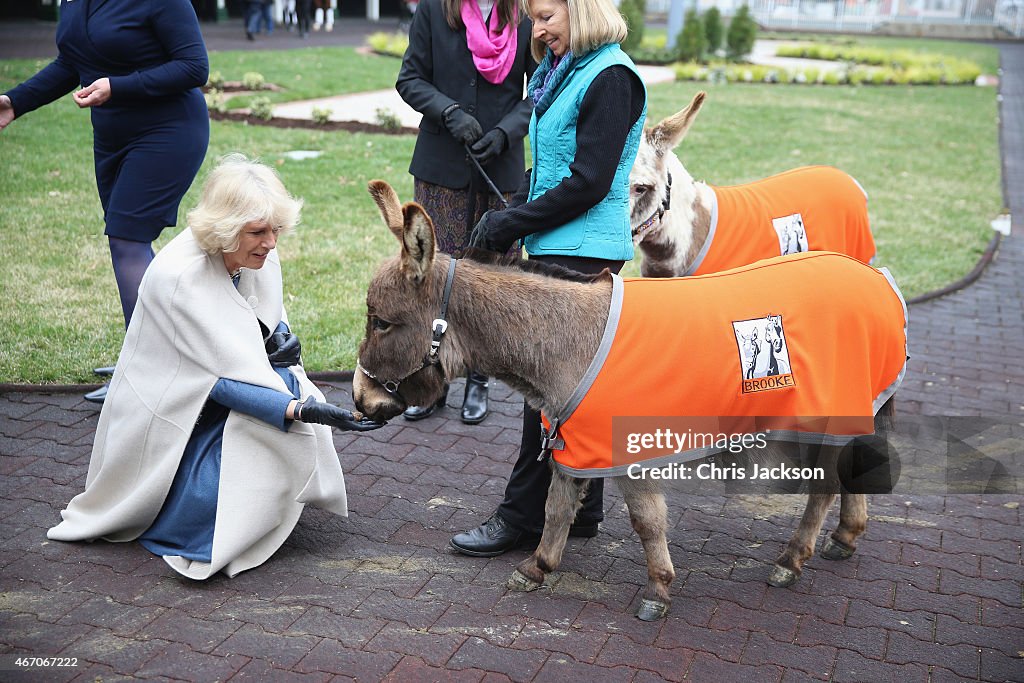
[{"left": 357, "top": 257, "right": 458, "bottom": 396}]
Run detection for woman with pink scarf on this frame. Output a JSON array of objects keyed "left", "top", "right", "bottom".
[{"left": 397, "top": 0, "right": 536, "bottom": 425}]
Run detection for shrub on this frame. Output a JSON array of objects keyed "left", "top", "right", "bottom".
[
  {"left": 311, "top": 106, "right": 332, "bottom": 125},
  {"left": 242, "top": 71, "right": 266, "bottom": 91},
  {"left": 375, "top": 107, "right": 403, "bottom": 132},
  {"left": 726, "top": 5, "right": 757, "bottom": 62},
  {"left": 704, "top": 7, "right": 724, "bottom": 55},
  {"left": 207, "top": 70, "right": 225, "bottom": 90},
  {"left": 204, "top": 88, "right": 227, "bottom": 114},
  {"left": 620, "top": 0, "right": 645, "bottom": 53},
  {"left": 249, "top": 96, "right": 274, "bottom": 121},
  {"left": 673, "top": 62, "right": 707, "bottom": 81},
  {"left": 367, "top": 31, "right": 409, "bottom": 57},
  {"left": 626, "top": 46, "right": 678, "bottom": 65},
  {"left": 677, "top": 9, "right": 706, "bottom": 63}
]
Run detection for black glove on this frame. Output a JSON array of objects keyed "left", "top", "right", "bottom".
[
  {"left": 468, "top": 209, "right": 515, "bottom": 253},
  {"left": 266, "top": 331, "right": 302, "bottom": 368},
  {"left": 294, "top": 398, "right": 385, "bottom": 431},
  {"left": 444, "top": 107, "right": 483, "bottom": 146},
  {"left": 469, "top": 128, "right": 507, "bottom": 166}
]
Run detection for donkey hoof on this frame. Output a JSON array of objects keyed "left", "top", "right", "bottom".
[
  {"left": 508, "top": 569, "right": 542, "bottom": 592},
  {"left": 636, "top": 598, "right": 669, "bottom": 621},
  {"left": 820, "top": 537, "right": 856, "bottom": 561},
  {"left": 767, "top": 564, "right": 800, "bottom": 587}
]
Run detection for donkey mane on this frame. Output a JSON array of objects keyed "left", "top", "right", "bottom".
[{"left": 461, "top": 247, "right": 611, "bottom": 284}]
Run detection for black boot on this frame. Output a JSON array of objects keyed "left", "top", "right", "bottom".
[
  {"left": 403, "top": 384, "right": 449, "bottom": 421},
  {"left": 461, "top": 371, "right": 489, "bottom": 425}
]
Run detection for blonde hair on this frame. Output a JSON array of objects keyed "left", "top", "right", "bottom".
[
  {"left": 188, "top": 153, "right": 303, "bottom": 255},
  {"left": 522, "top": 0, "right": 627, "bottom": 63}
]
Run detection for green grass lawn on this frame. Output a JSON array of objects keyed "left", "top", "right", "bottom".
[{"left": 0, "top": 41, "right": 1002, "bottom": 383}]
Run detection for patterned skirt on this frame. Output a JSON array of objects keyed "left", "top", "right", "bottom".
[{"left": 414, "top": 179, "right": 518, "bottom": 257}]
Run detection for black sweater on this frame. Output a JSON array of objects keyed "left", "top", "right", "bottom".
[{"left": 485, "top": 65, "right": 646, "bottom": 248}]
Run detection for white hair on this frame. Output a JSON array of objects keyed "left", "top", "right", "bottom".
[{"left": 188, "top": 153, "right": 303, "bottom": 255}]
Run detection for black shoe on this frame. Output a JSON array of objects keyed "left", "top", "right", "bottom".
[
  {"left": 246, "top": 31, "right": 254, "bottom": 41},
  {"left": 84, "top": 384, "right": 108, "bottom": 404},
  {"left": 93, "top": 366, "right": 115, "bottom": 376},
  {"left": 450, "top": 513, "right": 540, "bottom": 557},
  {"left": 461, "top": 372, "right": 489, "bottom": 425},
  {"left": 403, "top": 385, "right": 449, "bottom": 421},
  {"left": 569, "top": 522, "right": 599, "bottom": 538}
]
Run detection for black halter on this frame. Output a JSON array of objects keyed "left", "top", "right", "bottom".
[
  {"left": 632, "top": 171, "right": 673, "bottom": 240},
  {"left": 357, "top": 257, "right": 458, "bottom": 397}
]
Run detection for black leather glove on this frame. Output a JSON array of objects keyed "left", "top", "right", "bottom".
[
  {"left": 469, "top": 128, "right": 507, "bottom": 166},
  {"left": 294, "top": 398, "right": 385, "bottom": 431},
  {"left": 266, "top": 331, "right": 302, "bottom": 368},
  {"left": 468, "top": 209, "right": 515, "bottom": 253},
  {"left": 444, "top": 107, "right": 483, "bottom": 146}
]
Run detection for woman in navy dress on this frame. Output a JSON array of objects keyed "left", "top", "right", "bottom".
[{"left": 0, "top": 0, "right": 210, "bottom": 402}]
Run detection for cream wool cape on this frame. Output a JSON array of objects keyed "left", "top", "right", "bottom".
[{"left": 47, "top": 229, "right": 348, "bottom": 579}]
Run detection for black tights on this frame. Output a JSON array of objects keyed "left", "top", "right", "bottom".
[
  {"left": 496, "top": 253, "right": 625, "bottom": 534},
  {"left": 108, "top": 236, "right": 155, "bottom": 328}
]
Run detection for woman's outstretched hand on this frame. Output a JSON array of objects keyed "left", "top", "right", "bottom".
[
  {"left": 293, "top": 398, "right": 385, "bottom": 432},
  {"left": 0, "top": 95, "right": 15, "bottom": 131},
  {"left": 73, "top": 78, "right": 111, "bottom": 108}
]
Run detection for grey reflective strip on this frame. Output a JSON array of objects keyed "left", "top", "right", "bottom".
[
  {"left": 683, "top": 188, "right": 718, "bottom": 276},
  {"left": 874, "top": 266, "right": 909, "bottom": 414},
  {"left": 552, "top": 430, "right": 871, "bottom": 479},
  {"left": 551, "top": 274, "right": 624, "bottom": 427},
  {"left": 851, "top": 175, "right": 869, "bottom": 201}
]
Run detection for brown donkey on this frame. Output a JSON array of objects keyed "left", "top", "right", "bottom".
[
  {"left": 353, "top": 181, "right": 907, "bottom": 621},
  {"left": 629, "top": 91, "right": 875, "bottom": 278}
]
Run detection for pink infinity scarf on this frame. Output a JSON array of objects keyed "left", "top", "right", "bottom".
[{"left": 461, "top": 0, "right": 518, "bottom": 84}]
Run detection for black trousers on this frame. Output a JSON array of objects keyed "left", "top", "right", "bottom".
[{"left": 496, "top": 253, "right": 625, "bottom": 534}]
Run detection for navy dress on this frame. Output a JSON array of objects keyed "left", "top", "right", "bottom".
[{"left": 4, "top": 0, "right": 210, "bottom": 242}]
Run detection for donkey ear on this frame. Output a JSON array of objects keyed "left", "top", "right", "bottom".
[
  {"left": 367, "top": 179, "right": 404, "bottom": 239},
  {"left": 648, "top": 91, "right": 706, "bottom": 155},
  {"left": 399, "top": 202, "right": 436, "bottom": 283}
]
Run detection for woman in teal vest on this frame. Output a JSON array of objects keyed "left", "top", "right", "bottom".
[{"left": 454, "top": 0, "right": 647, "bottom": 557}]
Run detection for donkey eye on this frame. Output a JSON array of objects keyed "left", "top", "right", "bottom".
[
  {"left": 633, "top": 185, "right": 651, "bottom": 196},
  {"left": 372, "top": 317, "right": 392, "bottom": 332}
]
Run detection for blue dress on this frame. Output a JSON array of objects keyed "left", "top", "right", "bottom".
[{"left": 4, "top": 0, "right": 210, "bottom": 242}]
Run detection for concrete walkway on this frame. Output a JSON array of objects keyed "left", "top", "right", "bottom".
[
  {"left": 0, "top": 21, "right": 1021, "bottom": 683},
  {"left": 271, "top": 63, "right": 676, "bottom": 128}
]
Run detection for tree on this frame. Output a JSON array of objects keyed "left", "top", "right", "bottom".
[
  {"left": 620, "top": 0, "right": 645, "bottom": 53},
  {"left": 704, "top": 6, "right": 724, "bottom": 55},
  {"left": 676, "top": 9, "right": 706, "bottom": 63},
  {"left": 726, "top": 4, "right": 758, "bottom": 62}
]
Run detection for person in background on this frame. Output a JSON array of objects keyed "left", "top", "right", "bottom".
[
  {"left": 0, "top": 0, "right": 210, "bottom": 403},
  {"left": 396, "top": 0, "right": 536, "bottom": 425},
  {"left": 313, "top": 0, "right": 336, "bottom": 32},
  {"left": 452, "top": 0, "right": 647, "bottom": 556},
  {"left": 46, "top": 155, "right": 384, "bottom": 580}
]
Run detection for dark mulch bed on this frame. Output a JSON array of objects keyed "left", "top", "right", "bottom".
[{"left": 209, "top": 110, "right": 416, "bottom": 135}]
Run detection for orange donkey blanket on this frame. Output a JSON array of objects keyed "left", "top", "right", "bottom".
[
  {"left": 686, "top": 165, "right": 875, "bottom": 276},
  {"left": 543, "top": 252, "right": 907, "bottom": 477}
]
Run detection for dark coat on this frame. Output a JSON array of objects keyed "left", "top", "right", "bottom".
[{"left": 397, "top": 0, "right": 536, "bottom": 191}]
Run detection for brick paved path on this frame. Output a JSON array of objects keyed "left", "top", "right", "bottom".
[{"left": 1, "top": 35, "right": 1021, "bottom": 683}]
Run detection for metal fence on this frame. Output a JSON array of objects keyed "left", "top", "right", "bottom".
[{"left": 643, "top": 0, "right": 1024, "bottom": 37}]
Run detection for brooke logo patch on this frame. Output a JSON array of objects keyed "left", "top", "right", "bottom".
[
  {"left": 772, "top": 213, "right": 808, "bottom": 255},
  {"left": 733, "top": 315, "right": 796, "bottom": 393}
]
